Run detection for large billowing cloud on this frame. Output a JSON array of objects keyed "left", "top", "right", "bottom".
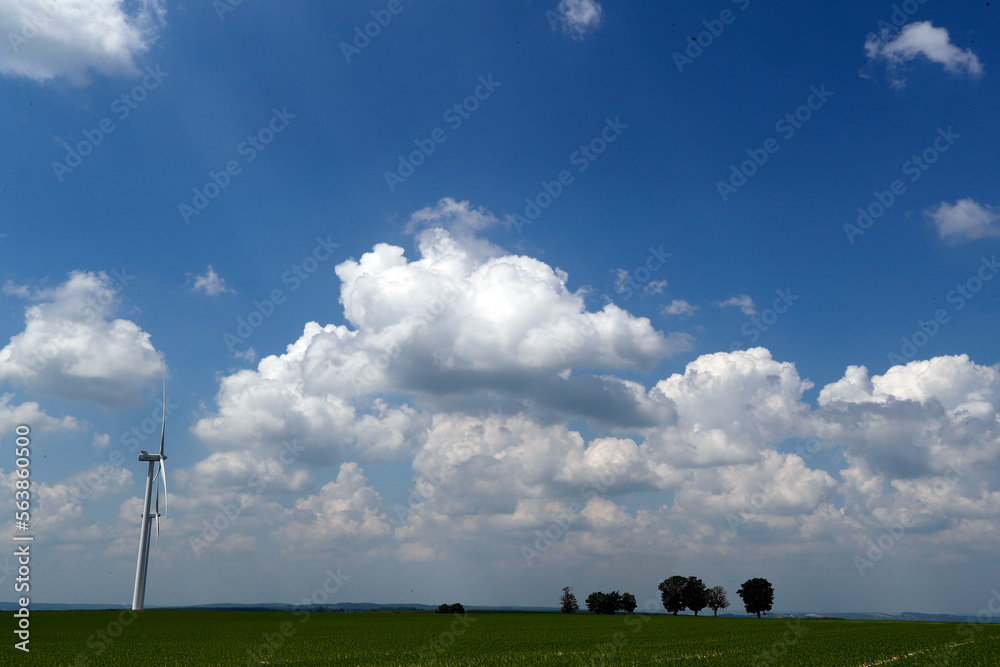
[
  {"left": 273, "top": 463, "right": 392, "bottom": 554},
  {"left": 863, "top": 21, "right": 983, "bottom": 89},
  {"left": 193, "top": 200, "right": 689, "bottom": 469},
  {"left": 179, "top": 202, "right": 1000, "bottom": 583},
  {"left": 646, "top": 348, "right": 814, "bottom": 467},
  {"left": 394, "top": 349, "right": 834, "bottom": 561},
  {"left": 673, "top": 449, "right": 840, "bottom": 539},
  {"left": 818, "top": 356, "right": 1000, "bottom": 564},
  {"left": 818, "top": 355, "right": 1000, "bottom": 475},
  {"left": 191, "top": 326, "right": 433, "bottom": 466},
  {"left": 0, "top": 0, "right": 166, "bottom": 84},
  {"left": 334, "top": 206, "right": 684, "bottom": 378},
  {"left": 0, "top": 271, "right": 163, "bottom": 408},
  {"left": 56, "top": 199, "right": 980, "bottom": 609},
  {"left": 409, "top": 413, "right": 666, "bottom": 518},
  {"left": 45, "top": 340, "right": 1000, "bottom": 607}
]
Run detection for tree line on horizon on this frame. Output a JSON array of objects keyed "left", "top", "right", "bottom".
[{"left": 560, "top": 577, "right": 774, "bottom": 618}]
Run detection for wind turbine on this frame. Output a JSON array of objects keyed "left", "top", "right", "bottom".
[{"left": 132, "top": 375, "right": 168, "bottom": 611}]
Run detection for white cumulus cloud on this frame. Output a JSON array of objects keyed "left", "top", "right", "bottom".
[
  {"left": 644, "top": 348, "right": 815, "bottom": 467},
  {"left": 716, "top": 294, "right": 756, "bottom": 316},
  {"left": 0, "top": 271, "right": 163, "bottom": 408},
  {"left": 663, "top": 299, "right": 698, "bottom": 316},
  {"left": 925, "top": 198, "right": 1000, "bottom": 243},
  {"left": 190, "top": 266, "right": 234, "bottom": 296},
  {"left": 273, "top": 463, "right": 392, "bottom": 553},
  {"left": 165, "top": 206, "right": 1000, "bottom": 604},
  {"left": 818, "top": 356, "right": 1000, "bottom": 480},
  {"left": 0, "top": 0, "right": 167, "bottom": 84},
  {"left": 864, "top": 21, "right": 983, "bottom": 89},
  {"left": 0, "top": 394, "right": 81, "bottom": 441},
  {"left": 192, "top": 203, "right": 690, "bottom": 470}
]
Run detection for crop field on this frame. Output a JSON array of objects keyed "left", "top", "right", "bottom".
[{"left": 14, "top": 610, "right": 1000, "bottom": 666}]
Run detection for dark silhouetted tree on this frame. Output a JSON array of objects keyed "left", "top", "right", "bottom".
[
  {"left": 706, "top": 586, "right": 729, "bottom": 617},
  {"left": 585, "top": 592, "right": 606, "bottom": 614},
  {"left": 658, "top": 576, "right": 687, "bottom": 615},
  {"left": 737, "top": 578, "right": 774, "bottom": 618},
  {"left": 560, "top": 587, "right": 579, "bottom": 614},
  {"left": 437, "top": 603, "right": 465, "bottom": 614},
  {"left": 585, "top": 591, "right": 631, "bottom": 615},
  {"left": 684, "top": 577, "right": 708, "bottom": 616}
]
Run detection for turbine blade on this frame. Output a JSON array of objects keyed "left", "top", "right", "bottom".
[
  {"left": 160, "top": 459, "right": 168, "bottom": 518},
  {"left": 159, "top": 372, "right": 166, "bottom": 459},
  {"left": 153, "top": 472, "right": 160, "bottom": 553}
]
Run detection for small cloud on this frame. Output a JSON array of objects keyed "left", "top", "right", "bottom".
[
  {"left": 716, "top": 295, "right": 756, "bottom": 316},
  {"left": 613, "top": 271, "right": 665, "bottom": 298},
  {"left": 863, "top": 21, "right": 983, "bottom": 89},
  {"left": 925, "top": 198, "right": 1000, "bottom": 243},
  {"left": 612, "top": 269, "right": 630, "bottom": 295},
  {"left": 406, "top": 197, "right": 500, "bottom": 236},
  {"left": 663, "top": 299, "right": 698, "bottom": 317},
  {"left": 91, "top": 433, "right": 111, "bottom": 450},
  {"left": 234, "top": 347, "right": 257, "bottom": 363},
  {"left": 557, "top": 0, "right": 604, "bottom": 39},
  {"left": 190, "top": 266, "right": 233, "bottom": 296},
  {"left": 406, "top": 198, "right": 504, "bottom": 261},
  {"left": 644, "top": 280, "right": 668, "bottom": 296},
  {"left": 3, "top": 281, "right": 31, "bottom": 298}
]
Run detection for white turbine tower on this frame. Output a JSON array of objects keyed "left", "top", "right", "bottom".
[{"left": 132, "top": 376, "right": 168, "bottom": 611}]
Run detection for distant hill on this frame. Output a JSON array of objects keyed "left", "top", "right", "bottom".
[
  {"left": 0, "top": 601, "right": 554, "bottom": 614},
  {"left": 753, "top": 611, "right": 993, "bottom": 623},
  {"left": 1, "top": 602, "right": 995, "bottom": 622},
  {"left": 0, "top": 602, "right": 121, "bottom": 611}
]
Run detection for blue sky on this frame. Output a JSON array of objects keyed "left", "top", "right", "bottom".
[{"left": 0, "top": 0, "right": 998, "bottom": 616}]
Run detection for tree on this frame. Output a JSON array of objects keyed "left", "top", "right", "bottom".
[
  {"left": 658, "top": 576, "right": 687, "bottom": 615},
  {"left": 584, "top": 591, "right": 631, "bottom": 615},
  {"left": 436, "top": 603, "right": 465, "bottom": 614},
  {"left": 706, "top": 586, "right": 729, "bottom": 617},
  {"left": 585, "top": 591, "right": 617, "bottom": 615},
  {"left": 737, "top": 578, "right": 774, "bottom": 618},
  {"left": 684, "top": 577, "right": 708, "bottom": 616},
  {"left": 560, "top": 587, "right": 579, "bottom": 614},
  {"left": 606, "top": 591, "right": 622, "bottom": 614}
]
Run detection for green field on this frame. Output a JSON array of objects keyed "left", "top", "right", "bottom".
[{"left": 11, "top": 610, "right": 1000, "bottom": 666}]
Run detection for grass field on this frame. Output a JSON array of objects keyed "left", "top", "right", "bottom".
[{"left": 12, "top": 609, "right": 1000, "bottom": 666}]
